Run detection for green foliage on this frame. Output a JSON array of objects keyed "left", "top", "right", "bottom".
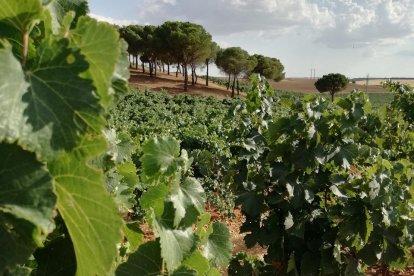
[
  {"left": 227, "top": 75, "right": 414, "bottom": 274},
  {"left": 251, "top": 54, "right": 285, "bottom": 81},
  {"left": 116, "top": 137, "right": 232, "bottom": 274},
  {"left": 0, "top": 1, "right": 127, "bottom": 274},
  {"left": 315, "top": 73, "right": 349, "bottom": 101},
  {"left": 109, "top": 91, "right": 238, "bottom": 216}
]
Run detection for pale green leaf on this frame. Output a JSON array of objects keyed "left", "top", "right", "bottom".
[
  {"left": 0, "top": 44, "right": 29, "bottom": 144},
  {"left": 0, "top": 143, "right": 56, "bottom": 272},
  {"left": 0, "top": 0, "right": 43, "bottom": 32},
  {"left": 49, "top": 138, "right": 122, "bottom": 276},
  {"left": 45, "top": 0, "right": 88, "bottom": 34},
  {"left": 153, "top": 217, "right": 197, "bottom": 272},
  {"left": 70, "top": 16, "right": 120, "bottom": 108},
  {"left": 172, "top": 266, "right": 197, "bottom": 276},
  {"left": 123, "top": 223, "right": 144, "bottom": 253},
  {"left": 111, "top": 39, "right": 130, "bottom": 101},
  {"left": 169, "top": 177, "right": 206, "bottom": 227},
  {"left": 141, "top": 137, "right": 182, "bottom": 177},
  {"left": 203, "top": 222, "right": 232, "bottom": 268},
  {"left": 116, "top": 240, "right": 162, "bottom": 276},
  {"left": 141, "top": 184, "right": 169, "bottom": 217},
  {"left": 182, "top": 251, "right": 210, "bottom": 275}
]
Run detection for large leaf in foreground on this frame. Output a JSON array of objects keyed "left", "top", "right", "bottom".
[
  {"left": 0, "top": 44, "right": 29, "bottom": 144},
  {"left": 0, "top": 0, "right": 43, "bottom": 32},
  {"left": 0, "top": 143, "right": 56, "bottom": 272},
  {"left": 24, "top": 37, "right": 104, "bottom": 158},
  {"left": 49, "top": 137, "right": 122, "bottom": 276},
  {"left": 116, "top": 240, "right": 162, "bottom": 276},
  {"left": 70, "top": 16, "right": 120, "bottom": 108},
  {"left": 204, "top": 222, "right": 232, "bottom": 267}
]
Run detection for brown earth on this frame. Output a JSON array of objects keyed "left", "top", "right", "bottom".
[
  {"left": 129, "top": 69, "right": 234, "bottom": 99},
  {"left": 129, "top": 69, "right": 390, "bottom": 98}
]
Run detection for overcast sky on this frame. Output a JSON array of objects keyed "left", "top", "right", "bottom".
[{"left": 89, "top": 0, "right": 414, "bottom": 78}]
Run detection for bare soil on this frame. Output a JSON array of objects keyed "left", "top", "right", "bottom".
[
  {"left": 129, "top": 69, "right": 234, "bottom": 99},
  {"left": 129, "top": 69, "right": 392, "bottom": 98}
]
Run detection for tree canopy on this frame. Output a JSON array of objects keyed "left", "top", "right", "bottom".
[
  {"left": 315, "top": 73, "right": 349, "bottom": 101},
  {"left": 251, "top": 54, "right": 285, "bottom": 81},
  {"left": 215, "top": 47, "right": 257, "bottom": 97},
  {"left": 118, "top": 21, "right": 285, "bottom": 94}
]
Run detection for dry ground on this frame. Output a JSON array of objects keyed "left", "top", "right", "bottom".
[
  {"left": 129, "top": 69, "right": 234, "bottom": 99},
  {"left": 129, "top": 69, "right": 396, "bottom": 97}
]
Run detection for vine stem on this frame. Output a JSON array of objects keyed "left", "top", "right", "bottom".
[{"left": 22, "top": 31, "right": 29, "bottom": 66}]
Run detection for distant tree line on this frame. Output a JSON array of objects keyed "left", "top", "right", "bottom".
[{"left": 117, "top": 22, "right": 285, "bottom": 96}]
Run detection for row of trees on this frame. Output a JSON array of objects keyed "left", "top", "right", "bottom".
[{"left": 118, "top": 22, "right": 285, "bottom": 95}]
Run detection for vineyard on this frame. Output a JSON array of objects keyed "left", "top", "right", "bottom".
[{"left": 2, "top": 1, "right": 414, "bottom": 276}]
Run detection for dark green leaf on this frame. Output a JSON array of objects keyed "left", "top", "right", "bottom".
[
  {"left": 0, "top": 143, "right": 56, "bottom": 272},
  {"left": 204, "top": 222, "right": 232, "bottom": 267},
  {"left": 116, "top": 240, "right": 162, "bottom": 276}
]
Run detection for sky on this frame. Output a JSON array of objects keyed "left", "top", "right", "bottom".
[{"left": 89, "top": 0, "right": 414, "bottom": 78}]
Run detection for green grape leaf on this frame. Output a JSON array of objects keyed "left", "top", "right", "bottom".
[
  {"left": 0, "top": 143, "right": 56, "bottom": 273},
  {"left": 116, "top": 240, "right": 162, "bottom": 276},
  {"left": 104, "top": 129, "right": 135, "bottom": 164},
  {"left": 141, "top": 183, "right": 169, "bottom": 217},
  {"left": 0, "top": 44, "right": 29, "bottom": 144},
  {"left": 172, "top": 266, "right": 197, "bottom": 276},
  {"left": 111, "top": 39, "right": 130, "bottom": 101},
  {"left": 1, "top": 37, "right": 105, "bottom": 159},
  {"left": 169, "top": 177, "right": 206, "bottom": 227},
  {"left": 123, "top": 223, "right": 144, "bottom": 253},
  {"left": 45, "top": 0, "right": 89, "bottom": 34},
  {"left": 182, "top": 251, "right": 210, "bottom": 275},
  {"left": 48, "top": 138, "right": 122, "bottom": 276},
  {"left": 153, "top": 217, "right": 197, "bottom": 272},
  {"left": 0, "top": 0, "right": 43, "bottom": 32},
  {"left": 117, "top": 161, "right": 138, "bottom": 188},
  {"left": 70, "top": 16, "right": 120, "bottom": 108},
  {"left": 141, "top": 137, "right": 182, "bottom": 177},
  {"left": 203, "top": 222, "right": 232, "bottom": 268}
]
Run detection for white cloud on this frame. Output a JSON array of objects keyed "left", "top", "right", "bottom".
[
  {"left": 134, "top": 0, "right": 414, "bottom": 49},
  {"left": 314, "top": 0, "right": 414, "bottom": 48},
  {"left": 137, "top": 0, "right": 333, "bottom": 35},
  {"left": 89, "top": 13, "right": 140, "bottom": 26}
]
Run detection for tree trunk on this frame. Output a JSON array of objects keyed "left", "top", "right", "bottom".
[
  {"left": 162, "top": 63, "right": 165, "bottom": 72},
  {"left": 135, "top": 55, "right": 138, "bottom": 69},
  {"left": 149, "top": 62, "right": 153, "bottom": 77},
  {"left": 331, "top": 91, "right": 334, "bottom": 102},
  {"left": 129, "top": 54, "right": 132, "bottom": 68},
  {"left": 191, "top": 66, "right": 195, "bottom": 85},
  {"left": 184, "top": 64, "right": 188, "bottom": 92},
  {"left": 182, "top": 65, "right": 185, "bottom": 77},
  {"left": 167, "top": 63, "right": 170, "bottom": 75},
  {"left": 227, "top": 74, "right": 231, "bottom": 90},
  {"left": 231, "top": 74, "right": 236, "bottom": 97},
  {"left": 237, "top": 79, "right": 240, "bottom": 95},
  {"left": 176, "top": 64, "right": 179, "bottom": 77},
  {"left": 142, "top": 63, "right": 145, "bottom": 73},
  {"left": 206, "top": 61, "right": 209, "bottom": 86},
  {"left": 154, "top": 60, "right": 157, "bottom": 77},
  {"left": 195, "top": 72, "right": 198, "bottom": 84}
]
